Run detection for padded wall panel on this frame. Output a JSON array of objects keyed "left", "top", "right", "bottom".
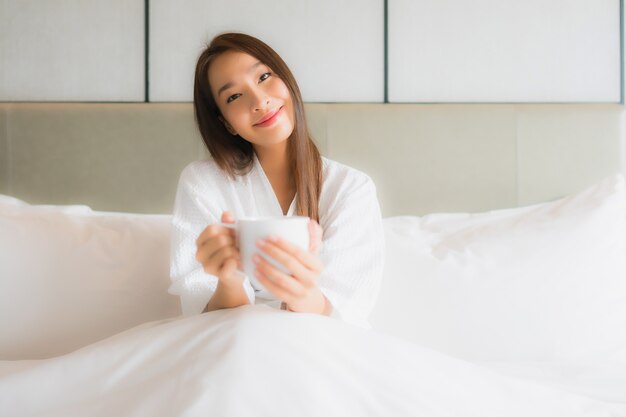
[
  {"left": 150, "top": 0, "right": 383, "bottom": 102},
  {"left": 0, "top": 0, "right": 145, "bottom": 101},
  {"left": 388, "top": 0, "right": 620, "bottom": 102},
  {"left": 325, "top": 104, "right": 518, "bottom": 216},
  {"left": 0, "top": 103, "right": 623, "bottom": 216},
  {"left": 516, "top": 105, "right": 626, "bottom": 205},
  {"left": 0, "top": 109, "right": 8, "bottom": 195},
  {"left": 4, "top": 104, "right": 202, "bottom": 213}
]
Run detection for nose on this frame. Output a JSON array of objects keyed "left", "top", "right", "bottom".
[{"left": 250, "top": 87, "right": 270, "bottom": 112}]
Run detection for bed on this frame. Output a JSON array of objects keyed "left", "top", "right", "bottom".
[{"left": 0, "top": 103, "right": 624, "bottom": 416}]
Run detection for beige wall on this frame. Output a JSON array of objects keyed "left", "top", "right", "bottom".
[{"left": 1, "top": 103, "right": 623, "bottom": 216}]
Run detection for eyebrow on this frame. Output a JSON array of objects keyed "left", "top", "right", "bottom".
[{"left": 217, "top": 61, "right": 264, "bottom": 97}]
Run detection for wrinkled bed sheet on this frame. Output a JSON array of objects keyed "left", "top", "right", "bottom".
[
  {"left": 1, "top": 305, "right": 624, "bottom": 417},
  {"left": 477, "top": 360, "right": 626, "bottom": 405}
]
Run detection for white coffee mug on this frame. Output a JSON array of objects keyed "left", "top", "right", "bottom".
[{"left": 221, "top": 216, "right": 310, "bottom": 291}]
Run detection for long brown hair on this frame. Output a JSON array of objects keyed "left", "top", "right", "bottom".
[{"left": 193, "top": 32, "right": 322, "bottom": 222}]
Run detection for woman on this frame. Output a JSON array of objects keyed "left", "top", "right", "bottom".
[
  {"left": 1, "top": 32, "right": 619, "bottom": 417},
  {"left": 168, "top": 32, "right": 385, "bottom": 328}
]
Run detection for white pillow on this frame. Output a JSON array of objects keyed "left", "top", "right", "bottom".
[
  {"left": 0, "top": 196, "right": 180, "bottom": 360},
  {"left": 370, "top": 174, "right": 626, "bottom": 364}
]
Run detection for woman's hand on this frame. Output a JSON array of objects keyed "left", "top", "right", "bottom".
[
  {"left": 308, "top": 218, "right": 323, "bottom": 255},
  {"left": 253, "top": 220, "right": 328, "bottom": 314},
  {"left": 195, "top": 211, "right": 243, "bottom": 287}
]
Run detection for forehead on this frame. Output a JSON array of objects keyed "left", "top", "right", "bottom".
[{"left": 208, "top": 51, "right": 262, "bottom": 88}]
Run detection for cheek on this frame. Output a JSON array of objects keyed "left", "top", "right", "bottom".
[
  {"left": 270, "top": 76, "right": 290, "bottom": 101},
  {"left": 221, "top": 107, "right": 247, "bottom": 130},
  {"left": 275, "top": 82, "right": 295, "bottom": 125},
  {"left": 286, "top": 104, "right": 296, "bottom": 128},
  {"left": 278, "top": 80, "right": 290, "bottom": 96}
]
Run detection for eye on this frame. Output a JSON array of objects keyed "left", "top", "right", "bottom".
[
  {"left": 259, "top": 72, "right": 271, "bottom": 82},
  {"left": 226, "top": 93, "right": 241, "bottom": 104}
]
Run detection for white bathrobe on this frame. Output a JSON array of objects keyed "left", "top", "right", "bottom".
[{"left": 168, "top": 153, "right": 385, "bottom": 328}]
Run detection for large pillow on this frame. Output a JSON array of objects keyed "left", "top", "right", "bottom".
[
  {"left": 370, "top": 174, "right": 626, "bottom": 364},
  {"left": 0, "top": 196, "right": 180, "bottom": 360}
]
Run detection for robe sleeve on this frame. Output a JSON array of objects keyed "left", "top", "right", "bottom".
[
  {"left": 168, "top": 163, "right": 256, "bottom": 316},
  {"left": 317, "top": 175, "right": 385, "bottom": 328}
]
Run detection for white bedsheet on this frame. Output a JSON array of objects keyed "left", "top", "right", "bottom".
[
  {"left": 1, "top": 305, "right": 624, "bottom": 417},
  {"left": 476, "top": 360, "right": 626, "bottom": 405}
]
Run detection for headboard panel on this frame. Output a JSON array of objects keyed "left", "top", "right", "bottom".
[
  {"left": 0, "top": 103, "right": 623, "bottom": 216},
  {"left": 321, "top": 104, "right": 625, "bottom": 215}
]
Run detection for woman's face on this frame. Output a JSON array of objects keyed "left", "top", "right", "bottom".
[{"left": 208, "top": 50, "right": 295, "bottom": 149}]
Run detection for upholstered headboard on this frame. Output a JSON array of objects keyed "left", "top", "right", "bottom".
[{"left": 0, "top": 103, "right": 623, "bottom": 216}]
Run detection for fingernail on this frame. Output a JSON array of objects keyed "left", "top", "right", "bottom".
[
  {"left": 252, "top": 254, "right": 261, "bottom": 264},
  {"left": 267, "top": 235, "right": 278, "bottom": 242},
  {"left": 256, "top": 239, "right": 266, "bottom": 248}
]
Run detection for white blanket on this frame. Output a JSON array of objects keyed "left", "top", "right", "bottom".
[{"left": 1, "top": 305, "right": 623, "bottom": 417}]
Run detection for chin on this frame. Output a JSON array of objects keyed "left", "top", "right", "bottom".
[{"left": 267, "top": 126, "right": 295, "bottom": 144}]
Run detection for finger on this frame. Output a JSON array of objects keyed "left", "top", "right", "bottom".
[
  {"left": 254, "top": 253, "right": 316, "bottom": 290},
  {"left": 308, "top": 220, "right": 323, "bottom": 253},
  {"left": 254, "top": 266, "right": 306, "bottom": 304},
  {"left": 208, "top": 244, "right": 240, "bottom": 268},
  {"left": 259, "top": 237, "right": 322, "bottom": 273},
  {"left": 196, "top": 223, "right": 235, "bottom": 247},
  {"left": 315, "top": 222, "right": 323, "bottom": 242},
  {"left": 221, "top": 210, "right": 235, "bottom": 224},
  {"left": 308, "top": 221, "right": 316, "bottom": 252},
  {"left": 196, "top": 234, "right": 236, "bottom": 261},
  {"left": 196, "top": 224, "right": 220, "bottom": 246},
  {"left": 256, "top": 240, "right": 318, "bottom": 288},
  {"left": 197, "top": 243, "right": 239, "bottom": 275}
]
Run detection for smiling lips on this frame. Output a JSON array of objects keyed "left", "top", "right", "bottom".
[{"left": 254, "top": 106, "right": 283, "bottom": 127}]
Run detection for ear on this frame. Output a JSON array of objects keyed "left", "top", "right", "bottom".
[{"left": 218, "top": 115, "right": 237, "bottom": 135}]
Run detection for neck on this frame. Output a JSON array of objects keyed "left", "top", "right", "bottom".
[
  {"left": 254, "top": 140, "right": 291, "bottom": 181},
  {"left": 254, "top": 140, "right": 298, "bottom": 215}
]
